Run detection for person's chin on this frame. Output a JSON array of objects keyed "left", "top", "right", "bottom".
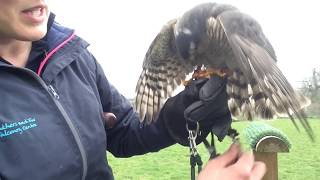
[{"left": 20, "top": 25, "right": 48, "bottom": 41}]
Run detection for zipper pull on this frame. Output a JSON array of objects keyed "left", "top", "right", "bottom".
[{"left": 48, "top": 85, "right": 60, "bottom": 99}]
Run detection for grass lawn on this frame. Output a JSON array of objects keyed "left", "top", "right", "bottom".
[{"left": 107, "top": 119, "right": 320, "bottom": 180}]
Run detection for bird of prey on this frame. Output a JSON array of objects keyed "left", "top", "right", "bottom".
[{"left": 135, "top": 2, "right": 314, "bottom": 139}]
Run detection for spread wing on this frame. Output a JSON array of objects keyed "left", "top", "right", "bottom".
[
  {"left": 216, "top": 10, "right": 314, "bottom": 140},
  {"left": 135, "top": 19, "right": 193, "bottom": 124},
  {"left": 173, "top": 3, "right": 314, "bottom": 140}
]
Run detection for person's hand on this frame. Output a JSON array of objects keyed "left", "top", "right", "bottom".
[
  {"left": 198, "top": 143, "right": 266, "bottom": 180},
  {"left": 159, "top": 76, "right": 232, "bottom": 146},
  {"left": 103, "top": 112, "right": 117, "bottom": 129}
]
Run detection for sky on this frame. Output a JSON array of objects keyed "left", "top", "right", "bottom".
[{"left": 49, "top": 0, "right": 320, "bottom": 98}]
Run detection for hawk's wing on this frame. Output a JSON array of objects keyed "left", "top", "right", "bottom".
[
  {"left": 216, "top": 10, "right": 314, "bottom": 140},
  {"left": 135, "top": 19, "right": 193, "bottom": 124},
  {"left": 174, "top": 3, "right": 310, "bottom": 121}
]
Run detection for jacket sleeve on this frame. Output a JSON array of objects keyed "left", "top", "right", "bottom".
[{"left": 94, "top": 61, "right": 175, "bottom": 157}]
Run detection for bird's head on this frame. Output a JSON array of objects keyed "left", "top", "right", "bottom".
[{"left": 174, "top": 3, "right": 216, "bottom": 60}]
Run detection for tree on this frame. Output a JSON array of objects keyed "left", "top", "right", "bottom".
[{"left": 300, "top": 68, "right": 320, "bottom": 117}]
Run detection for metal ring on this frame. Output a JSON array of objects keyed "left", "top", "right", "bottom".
[{"left": 186, "top": 122, "right": 199, "bottom": 133}]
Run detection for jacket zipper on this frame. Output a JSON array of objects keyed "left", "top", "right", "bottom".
[
  {"left": 48, "top": 85, "right": 60, "bottom": 99},
  {"left": 22, "top": 68, "right": 88, "bottom": 180},
  {"left": 47, "top": 84, "right": 88, "bottom": 180}
]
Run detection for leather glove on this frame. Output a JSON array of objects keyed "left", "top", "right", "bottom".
[{"left": 159, "top": 76, "right": 232, "bottom": 146}]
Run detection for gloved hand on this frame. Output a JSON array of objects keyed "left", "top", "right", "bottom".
[{"left": 159, "top": 76, "right": 232, "bottom": 146}]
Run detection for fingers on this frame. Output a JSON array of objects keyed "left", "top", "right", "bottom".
[
  {"left": 231, "top": 151, "right": 266, "bottom": 180},
  {"left": 212, "top": 142, "right": 241, "bottom": 167},
  {"left": 103, "top": 112, "right": 117, "bottom": 129},
  {"left": 234, "top": 151, "right": 255, "bottom": 174},
  {"left": 250, "top": 161, "right": 266, "bottom": 180},
  {"left": 198, "top": 143, "right": 266, "bottom": 180}
]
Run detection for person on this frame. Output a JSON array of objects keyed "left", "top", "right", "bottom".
[{"left": 0, "top": 0, "right": 266, "bottom": 179}]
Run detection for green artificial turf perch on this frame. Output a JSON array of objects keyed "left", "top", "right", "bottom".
[{"left": 244, "top": 122, "right": 292, "bottom": 150}]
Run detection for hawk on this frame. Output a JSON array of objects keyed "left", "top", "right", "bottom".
[{"left": 135, "top": 2, "right": 314, "bottom": 139}]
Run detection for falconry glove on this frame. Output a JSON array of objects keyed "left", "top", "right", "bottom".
[{"left": 160, "top": 76, "right": 232, "bottom": 146}]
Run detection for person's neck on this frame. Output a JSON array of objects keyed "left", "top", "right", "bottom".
[{"left": 0, "top": 39, "right": 32, "bottom": 67}]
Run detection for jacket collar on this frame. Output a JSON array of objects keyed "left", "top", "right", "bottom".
[
  {"left": 40, "top": 22, "right": 90, "bottom": 84},
  {"left": 0, "top": 60, "right": 11, "bottom": 67},
  {"left": 0, "top": 14, "right": 90, "bottom": 84}
]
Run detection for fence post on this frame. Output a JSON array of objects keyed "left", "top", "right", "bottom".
[{"left": 244, "top": 122, "right": 291, "bottom": 180}]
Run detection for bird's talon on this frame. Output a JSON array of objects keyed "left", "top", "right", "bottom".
[{"left": 183, "top": 67, "right": 232, "bottom": 86}]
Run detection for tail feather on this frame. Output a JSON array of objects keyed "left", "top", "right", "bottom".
[
  {"left": 241, "top": 100, "right": 254, "bottom": 120},
  {"left": 251, "top": 82, "right": 276, "bottom": 119},
  {"left": 227, "top": 71, "right": 255, "bottom": 120}
]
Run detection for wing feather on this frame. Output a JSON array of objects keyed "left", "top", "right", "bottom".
[
  {"left": 135, "top": 19, "right": 193, "bottom": 123},
  {"left": 218, "top": 11, "right": 314, "bottom": 140}
]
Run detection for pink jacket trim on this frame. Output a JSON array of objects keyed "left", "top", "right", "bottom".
[{"left": 37, "top": 32, "right": 76, "bottom": 76}]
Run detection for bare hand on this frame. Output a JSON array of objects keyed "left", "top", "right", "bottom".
[
  {"left": 103, "top": 112, "right": 117, "bottom": 129},
  {"left": 198, "top": 143, "right": 266, "bottom": 180}
]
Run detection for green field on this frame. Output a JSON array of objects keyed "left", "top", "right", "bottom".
[{"left": 108, "top": 119, "right": 320, "bottom": 180}]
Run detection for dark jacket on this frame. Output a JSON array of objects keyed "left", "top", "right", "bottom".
[{"left": 0, "top": 21, "right": 174, "bottom": 180}]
